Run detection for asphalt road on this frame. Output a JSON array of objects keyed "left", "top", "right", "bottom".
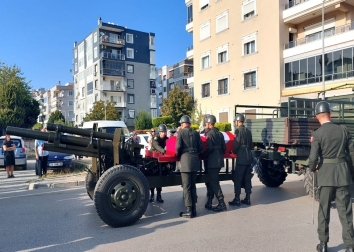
[{"left": 0, "top": 174, "right": 351, "bottom": 252}]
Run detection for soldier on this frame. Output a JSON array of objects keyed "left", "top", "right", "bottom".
[
  {"left": 229, "top": 113, "right": 253, "bottom": 207},
  {"left": 176, "top": 115, "right": 204, "bottom": 218},
  {"left": 149, "top": 124, "right": 169, "bottom": 203},
  {"left": 202, "top": 115, "right": 227, "bottom": 212},
  {"left": 309, "top": 101, "right": 354, "bottom": 252}
]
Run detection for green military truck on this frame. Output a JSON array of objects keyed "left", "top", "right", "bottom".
[{"left": 235, "top": 97, "right": 354, "bottom": 197}]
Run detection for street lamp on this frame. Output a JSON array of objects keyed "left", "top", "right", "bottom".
[{"left": 321, "top": 0, "right": 325, "bottom": 100}]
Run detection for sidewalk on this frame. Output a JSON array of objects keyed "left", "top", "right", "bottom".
[{"left": 27, "top": 172, "right": 86, "bottom": 190}]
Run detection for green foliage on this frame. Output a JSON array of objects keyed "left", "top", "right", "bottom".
[
  {"left": 191, "top": 124, "right": 199, "bottom": 130},
  {"left": 160, "top": 86, "right": 195, "bottom": 127},
  {"left": 48, "top": 110, "right": 65, "bottom": 123},
  {"left": 215, "top": 123, "right": 232, "bottom": 132},
  {"left": 152, "top": 116, "right": 174, "bottom": 128},
  {"left": 32, "top": 123, "right": 43, "bottom": 130},
  {"left": 191, "top": 103, "right": 203, "bottom": 125},
  {"left": 134, "top": 110, "right": 153, "bottom": 130},
  {"left": 0, "top": 61, "right": 40, "bottom": 131},
  {"left": 84, "top": 100, "right": 119, "bottom": 121}
]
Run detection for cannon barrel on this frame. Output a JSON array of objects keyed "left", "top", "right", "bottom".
[
  {"left": 46, "top": 123, "right": 114, "bottom": 141},
  {"left": 6, "top": 126, "right": 113, "bottom": 150}
]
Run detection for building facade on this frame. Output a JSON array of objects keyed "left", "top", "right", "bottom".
[
  {"left": 186, "top": 0, "right": 354, "bottom": 124},
  {"left": 72, "top": 18, "right": 157, "bottom": 127}
]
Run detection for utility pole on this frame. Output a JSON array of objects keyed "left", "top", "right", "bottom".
[{"left": 321, "top": 0, "right": 325, "bottom": 100}]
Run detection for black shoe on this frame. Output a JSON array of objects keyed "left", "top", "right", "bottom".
[
  {"left": 149, "top": 195, "right": 154, "bottom": 203},
  {"left": 346, "top": 246, "right": 354, "bottom": 252},
  {"left": 213, "top": 200, "right": 227, "bottom": 212},
  {"left": 180, "top": 207, "right": 193, "bottom": 218},
  {"left": 7, "top": 175, "right": 11, "bottom": 178},
  {"left": 228, "top": 195, "right": 241, "bottom": 206},
  {"left": 156, "top": 194, "right": 164, "bottom": 203},
  {"left": 205, "top": 196, "right": 213, "bottom": 210},
  {"left": 316, "top": 242, "right": 327, "bottom": 252},
  {"left": 241, "top": 194, "right": 251, "bottom": 205},
  {"left": 11, "top": 174, "right": 14, "bottom": 178}
]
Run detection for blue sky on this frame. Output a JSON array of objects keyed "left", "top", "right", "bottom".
[{"left": 0, "top": 0, "right": 191, "bottom": 90}]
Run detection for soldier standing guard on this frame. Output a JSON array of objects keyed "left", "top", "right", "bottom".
[
  {"left": 229, "top": 114, "right": 253, "bottom": 207},
  {"left": 150, "top": 124, "right": 169, "bottom": 203},
  {"left": 176, "top": 115, "right": 204, "bottom": 218},
  {"left": 202, "top": 115, "right": 227, "bottom": 212},
  {"left": 309, "top": 101, "right": 354, "bottom": 252}
]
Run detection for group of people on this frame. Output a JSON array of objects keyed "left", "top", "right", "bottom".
[{"left": 144, "top": 113, "right": 253, "bottom": 218}]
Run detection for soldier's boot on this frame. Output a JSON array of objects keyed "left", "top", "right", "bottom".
[
  {"left": 241, "top": 193, "right": 251, "bottom": 205},
  {"left": 149, "top": 189, "right": 154, "bottom": 203},
  {"left": 205, "top": 196, "right": 214, "bottom": 210},
  {"left": 228, "top": 194, "right": 241, "bottom": 206},
  {"left": 180, "top": 207, "right": 193, "bottom": 218},
  {"left": 192, "top": 204, "right": 197, "bottom": 217},
  {"left": 316, "top": 242, "right": 327, "bottom": 252},
  {"left": 345, "top": 246, "right": 354, "bottom": 252},
  {"left": 156, "top": 192, "right": 164, "bottom": 203},
  {"left": 212, "top": 199, "right": 227, "bottom": 212}
]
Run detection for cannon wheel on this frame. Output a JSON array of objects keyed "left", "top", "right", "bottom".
[
  {"left": 85, "top": 171, "right": 97, "bottom": 200},
  {"left": 256, "top": 158, "right": 287, "bottom": 187},
  {"left": 94, "top": 164, "right": 149, "bottom": 228}
]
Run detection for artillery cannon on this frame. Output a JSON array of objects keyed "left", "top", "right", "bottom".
[{"left": 6, "top": 123, "right": 236, "bottom": 228}]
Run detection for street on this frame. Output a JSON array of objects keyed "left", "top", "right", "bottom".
[{"left": 0, "top": 173, "right": 351, "bottom": 252}]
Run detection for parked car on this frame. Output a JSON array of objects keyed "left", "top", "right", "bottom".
[
  {"left": 126, "top": 133, "right": 150, "bottom": 157},
  {"left": 0, "top": 135, "right": 27, "bottom": 170},
  {"left": 46, "top": 151, "right": 75, "bottom": 171}
]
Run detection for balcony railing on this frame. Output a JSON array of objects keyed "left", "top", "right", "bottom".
[
  {"left": 187, "top": 17, "right": 193, "bottom": 24},
  {"left": 102, "top": 68, "right": 125, "bottom": 77},
  {"left": 100, "top": 36, "right": 125, "bottom": 46},
  {"left": 284, "top": 22, "right": 354, "bottom": 49},
  {"left": 187, "top": 45, "right": 193, "bottom": 52},
  {"left": 101, "top": 52, "right": 125, "bottom": 60},
  {"left": 284, "top": 0, "right": 311, "bottom": 10},
  {"left": 187, "top": 72, "right": 194, "bottom": 78}
]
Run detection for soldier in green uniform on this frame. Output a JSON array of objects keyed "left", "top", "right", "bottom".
[
  {"left": 150, "top": 124, "right": 169, "bottom": 203},
  {"left": 202, "top": 115, "right": 227, "bottom": 212},
  {"left": 229, "top": 113, "right": 254, "bottom": 207},
  {"left": 176, "top": 115, "right": 204, "bottom": 218},
  {"left": 309, "top": 101, "right": 354, "bottom": 252}
]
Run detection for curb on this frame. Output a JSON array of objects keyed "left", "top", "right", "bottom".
[{"left": 28, "top": 180, "right": 85, "bottom": 190}]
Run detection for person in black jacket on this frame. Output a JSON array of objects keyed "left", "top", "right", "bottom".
[
  {"left": 2, "top": 134, "right": 16, "bottom": 178},
  {"left": 229, "top": 114, "right": 253, "bottom": 206},
  {"left": 202, "top": 115, "right": 227, "bottom": 212}
]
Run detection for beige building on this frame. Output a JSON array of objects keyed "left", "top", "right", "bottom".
[{"left": 186, "top": 0, "right": 354, "bottom": 124}]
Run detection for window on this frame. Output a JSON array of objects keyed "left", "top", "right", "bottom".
[
  {"left": 126, "top": 33, "right": 133, "bottom": 43},
  {"left": 75, "top": 63, "right": 77, "bottom": 71},
  {"left": 81, "top": 87, "right": 85, "bottom": 97},
  {"left": 68, "top": 111, "right": 74, "bottom": 117},
  {"left": 94, "top": 47, "right": 97, "bottom": 58},
  {"left": 74, "top": 49, "right": 77, "bottom": 59},
  {"left": 151, "top": 109, "right": 157, "bottom": 118},
  {"left": 127, "top": 79, "right": 134, "bottom": 89},
  {"left": 150, "top": 36, "right": 154, "bottom": 46},
  {"left": 127, "top": 48, "right": 134, "bottom": 59},
  {"left": 127, "top": 64, "right": 134, "bottom": 73},
  {"left": 94, "top": 32, "right": 97, "bottom": 43},
  {"left": 128, "top": 94, "right": 135, "bottom": 104},
  {"left": 216, "top": 11, "right": 228, "bottom": 33},
  {"left": 187, "top": 4, "right": 193, "bottom": 23},
  {"left": 202, "top": 82, "right": 210, "bottom": 98},
  {"left": 87, "top": 82, "right": 93, "bottom": 95},
  {"left": 242, "top": 0, "right": 256, "bottom": 21},
  {"left": 69, "top": 91, "right": 73, "bottom": 96},
  {"left": 200, "top": 0, "right": 209, "bottom": 10},
  {"left": 201, "top": 51, "right": 210, "bottom": 69},
  {"left": 217, "top": 44, "right": 228, "bottom": 64},
  {"left": 244, "top": 70, "right": 257, "bottom": 89},
  {"left": 242, "top": 32, "right": 257, "bottom": 56},
  {"left": 128, "top": 109, "right": 135, "bottom": 119},
  {"left": 200, "top": 20, "right": 211, "bottom": 41},
  {"left": 69, "top": 101, "right": 74, "bottom": 106},
  {"left": 218, "top": 78, "right": 228, "bottom": 95},
  {"left": 94, "top": 80, "right": 98, "bottom": 89}
]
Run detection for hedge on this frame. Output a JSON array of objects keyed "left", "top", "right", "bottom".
[
  {"left": 215, "top": 123, "right": 232, "bottom": 132},
  {"left": 152, "top": 116, "right": 174, "bottom": 128},
  {"left": 191, "top": 124, "right": 199, "bottom": 130}
]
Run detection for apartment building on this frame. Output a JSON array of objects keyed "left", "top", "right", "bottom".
[
  {"left": 72, "top": 18, "right": 157, "bottom": 128},
  {"left": 33, "top": 82, "right": 75, "bottom": 124},
  {"left": 186, "top": 0, "right": 354, "bottom": 123}
]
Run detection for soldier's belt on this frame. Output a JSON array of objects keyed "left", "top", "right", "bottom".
[{"left": 322, "top": 158, "right": 346, "bottom": 164}]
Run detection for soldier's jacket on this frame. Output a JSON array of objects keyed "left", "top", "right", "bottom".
[
  {"left": 309, "top": 122, "right": 354, "bottom": 187},
  {"left": 151, "top": 135, "right": 169, "bottom": 154},
  {"left": 201, "top": 127, "right": 226, "bottom": 169},
  {"left": 233, "top": 125, "right": 253, "bottom": 165},
  {"left": 176, "top": 127, "right": 204, "bottom": 173}
]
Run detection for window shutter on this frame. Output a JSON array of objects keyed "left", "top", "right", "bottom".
[{"left": 243, "top": 1, "right": 254, "bottom": 15}]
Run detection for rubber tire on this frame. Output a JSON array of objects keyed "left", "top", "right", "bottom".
[
  {"left": 256, "top": 158, "right": 287, "bottom": 187},
  {"left": 85, "top": 171, "right": 97, "bottom": 200},
  {"left": 94, "top": 164, "right": 149, "bottom": 228},
  {"left": 304, "top": 168, "right": 319, "bottom": 201},
  {"left": 22, "top": 164, "right": 27, "bottom": 170}
]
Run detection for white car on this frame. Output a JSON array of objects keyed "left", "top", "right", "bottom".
[
  {"left": 0, "top": 135, "right": 27, "bottom": 170},
  {"left": 136, "top": 134, "right": 150, "bottom": 157}
]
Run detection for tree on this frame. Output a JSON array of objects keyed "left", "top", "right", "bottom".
[
  {"left": 134, "top": 110, "right": 153, "bottom": 130},
  {"left": 191, "top": 103, "right": 203, "bottom": 126},
  {"left": 160, "top": 86, "right": 195, "bottom": 127},
  {"left": 0, "top": 61, "right": 40, "bottom": 132},
  {"left": 48, "top": 110, "right": 65, "bottom": 124},
  {"left": 84, "top": 100, "right": 119, "bottom": 121}
]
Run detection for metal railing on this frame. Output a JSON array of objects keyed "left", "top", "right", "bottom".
[
  {"left": 187, "top": 45, "right": 193, "bottom": 52},
  {"left": 102, "top": 69, "right": 125, "bottom": 77},
  {"left": 187, "top": 72, "right": 194, "bottom": 78},
  {"left": 284, "top": 0, "right": 311, "bottom": 10},
  {"left": 101, "top": 52, "right": 125, "bottom": 60},
  {"left": 187, "top": 17, "right": 193, "bottom": 24},
  {"left": 285, "top": 22, "right": 354, "bottom": 49},
  {"left": 100, "top": 36, "right": 125, "bottom": 46}
]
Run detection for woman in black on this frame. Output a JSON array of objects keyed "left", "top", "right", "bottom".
[{"left": 2, "top": 134, "right": 16, "bottom": 178}]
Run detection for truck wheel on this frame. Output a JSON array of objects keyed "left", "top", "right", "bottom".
[
  {"left": 303, "top": 168, "right": 319, "bottom": 201},
  {"left": 256, "top": 158, "right": 287, "bottom": 187},
  {"left": 94, "top": 164, "right": 149, "bottom": 228},
  {"left": 85, "top": 171, "right": 97, "bottom": 200}
]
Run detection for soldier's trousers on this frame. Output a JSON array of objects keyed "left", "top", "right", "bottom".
[
  {"left": 181, "top": 172, "right": 197, "bottom": 207},
  {"left": 206, "top": 168, "right": 224, "bottom": 200},
  {"left": 233, "top": 164, "right": 252, "bottom": 195},
  {"left": 318, "top": 186, "right": 354, "bottom": 247},
  {"left": 150, "top": 187, "right": 162, "bottom": 196}
]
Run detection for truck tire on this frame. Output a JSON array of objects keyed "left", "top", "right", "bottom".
[
  {"left": 94, "top": 164, "right": 149, "bottom": 228},
  {"left": 303, "top": 168, "right": 319, "bottom": 201},
  {"left": 256, "top": 158, "right": 287, "bottom": 187},
  {"left": 85, "top": 171, "right": 97, "bottom": 200}
]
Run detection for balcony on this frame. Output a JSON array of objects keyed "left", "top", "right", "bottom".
[
  {"left": 114, "top": 102, "right": 127, "bottom": 108},
  {"left": 283, "top": 0, "right": 354, "bottom": 25},
  {"left": 284, "top": 22, "right": 354, "bottom": 58},
  {"left": 101, "top": 52, "right": 125, "bottom": 61},
  {"left": 186, "top": 46, "right": 194, "bottom": 59},
  {"left": 102, "top": 68, "right": 125, "bottom": 77},
  {"left": 100, "top": 36, "right": 125, "bottom": 48},
  {"left": 187, "top": 72, "right": 194, "bottom": 85},
  {"left": 186, "top": 18, "right": 193, "bottom": 33}
]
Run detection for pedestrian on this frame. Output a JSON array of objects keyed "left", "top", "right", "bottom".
[
  {"left": 148, "top": 128, "right": 155, "bottom": 148},
  {"left": 229, "top": 113, "right": 253, "bottom": 207},
  {"left": 129, "top": 131, "right": 139, "bottom": 144},
  {"left": 202, "top": 115, "right": 227, "bottom": 212},
  {"left": 34, "top": 127, "right": 49, "bottom": 177},
  {"left": 149, "top": 124, "right": 169, "bottom": 203},
  {"left": 176, "top": 115, "right": 204, "bottom": 218},
  {"left": 309, "top": 101, "right": 354, "bottom": 252},
  {"left": 2, "top": 134, "right": 16, "bottom": 178}
]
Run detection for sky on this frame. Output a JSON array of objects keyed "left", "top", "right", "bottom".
[{"left": 0, "top": 0, "right": 192, "bottom": 90}]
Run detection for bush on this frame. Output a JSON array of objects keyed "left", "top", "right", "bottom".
[
  {"left": 152, "top": 116, "right": 174, "bottom": 128},
  {"left": 215, "top": 123, "right": 232, "bottom": 132},
  {"left": 191, "top": 124, "right": 199, "bottom": 130},
  {"left": 134, "top": 110, "right": 153, "bottom": 130}
]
